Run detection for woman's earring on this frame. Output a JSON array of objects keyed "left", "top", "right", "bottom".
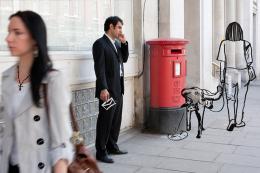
[{"left": 33, "top": 49, "right": 39, "bottom": 58}]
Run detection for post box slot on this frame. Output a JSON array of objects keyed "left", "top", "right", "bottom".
[{"left": 171, "top": 49, "right": 182, "bottom": 54}]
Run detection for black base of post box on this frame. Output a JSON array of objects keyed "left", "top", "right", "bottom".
[{"left": 145, "top": 107, "right": 186, "bottom": 134}]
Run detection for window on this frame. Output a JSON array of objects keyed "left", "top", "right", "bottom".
[
  {"left": 0, "top": 0, "right": 14, "bottom": 51},
  {"left": 0, "top": 0, "right": 133, "bottom": 51}
]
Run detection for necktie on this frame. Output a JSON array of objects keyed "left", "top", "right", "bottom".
[{"left": 113, "top": 41, "right": 117, "bottom": 52}]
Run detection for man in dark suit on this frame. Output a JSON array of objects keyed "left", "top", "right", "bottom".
[{"left": 92, "top": 16, "right": 129, "bottom": 163}]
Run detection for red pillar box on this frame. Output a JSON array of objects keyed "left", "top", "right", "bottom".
[{"left": 146, "top": 38, "right": 189, "bottom": 134}]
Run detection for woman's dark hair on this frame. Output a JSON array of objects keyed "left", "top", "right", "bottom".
[
  {"left": 9, "top": 11, "right": 53, "bottom": 107},
  {"left": 104, "top": 16, "right": 123, "bottom": 32},
  {"left": 225, "top": 22, "right": 243, "bottom": 41}
]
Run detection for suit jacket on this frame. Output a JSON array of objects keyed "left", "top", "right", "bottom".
[
  {"left": 0, "top": 65, "right": 73, "bottom": 173},
  {"left": 92, "top": 34, "right": 129, "bottom": 99}
]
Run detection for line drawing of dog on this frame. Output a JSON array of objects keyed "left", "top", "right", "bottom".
[{"left": 181, "top": 85, "right": 223, "bottom": 138}]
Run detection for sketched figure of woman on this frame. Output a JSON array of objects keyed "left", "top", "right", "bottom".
[{"left": 216, "top": 22, "right": 256, "bottom": 131}]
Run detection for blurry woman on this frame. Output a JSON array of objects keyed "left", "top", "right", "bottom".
[{"left": 0, "top": 10, "right": 73, "bottom": 173}]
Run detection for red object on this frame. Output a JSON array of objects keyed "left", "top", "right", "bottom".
[{"left": 147, "top": 38, "right": 189, "bottom": 108}]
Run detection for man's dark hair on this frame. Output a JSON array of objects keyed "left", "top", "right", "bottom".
[
  {"left": 10, "top": 10, "right": 53, "bottom": 107},
  {"left": 104, "top": 16, "right": 123, "bottom": 32}
]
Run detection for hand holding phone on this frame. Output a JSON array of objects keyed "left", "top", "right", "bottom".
[{"left": 118, "top": 33, "right": 126, "bottom": 44}]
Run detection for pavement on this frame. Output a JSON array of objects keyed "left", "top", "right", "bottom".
[{"left": 95, "top": 80, "right": 260, "bottom": 173}]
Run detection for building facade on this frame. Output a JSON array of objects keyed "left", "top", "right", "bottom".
[{"left": 0, "top": 0, "right": 259, "bottom": 145}]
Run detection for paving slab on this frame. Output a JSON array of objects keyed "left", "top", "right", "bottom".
[
  {"left": 216, "top": 153, "right": 260, "bottom": 167},
  {"left": 234, "top": 146, "right": 260, "bottom": 157},
  {"left": 219, "top": 164, "right": 260, "bottom": 173},
  {"left": 121, "top": 142, "right": 169, "bottom": 156},
  {"left": 192, "top": 134, "right": 233, "bottom": 145},
  {"left": 98, "top": 163, "right": 140, "bottom": 173},
  {"left": 112, "top": 153, "right": 164, "bottom": 167},
  {"left": 183, "top": 141, "right": 236, "bottom": 154},
  {"left": 230, "top": 137, "right": 260, "bottom": 147},
  {"left": 135, "top": 167, "right": 189, "bottom": 173},
  {"left": 159, "top": 148, "right": 219, "bottom": 162},
  {"left": 156, "top": 157, "right": 222, "bottom": 173}
]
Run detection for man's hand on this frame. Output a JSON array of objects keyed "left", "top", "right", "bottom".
[
  {"left": 100, "top": 89, "right": 110, "bottom": 102},
  {"left": 118, "top": 33, "right": 126, "bottom": 44}
]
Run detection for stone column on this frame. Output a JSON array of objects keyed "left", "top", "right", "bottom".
[
  {"left": 170, "top": 0, "right": 184, "bottom": 38},
  {"left": 255, "top": 0, "right": 260, "bottom": 79},
  {"left": 184, "top": 0, "right": 200, "bottom": 86},
  {"left": 213, "top": 0, "right": 225, "bottom": 63},
  {"left": 159, "top": 0, "right": 170, "bottom": 37},
  {"left": 134, "top": 0, "right": 159, "bottom": 126},
  {"left": 225, "top": 0, "right": 236, "bottom": 67},
  {"left": 236, "top": 0, "right": 245, "bottom": 69}
]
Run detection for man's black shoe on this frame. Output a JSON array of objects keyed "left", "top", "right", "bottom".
[
  {"left": 108, "top": 149, "right": 128, "bottom": 155},
  {"left": 96, "top": 154, "right": 114, "bottom": 163}
]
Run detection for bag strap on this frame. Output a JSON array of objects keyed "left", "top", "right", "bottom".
[{"left": 43, "top": 83, "right": 79, "bottom": 132}]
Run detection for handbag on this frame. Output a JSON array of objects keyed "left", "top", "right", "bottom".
[{"left": 43, "top": 84, "right": 102, "bottom": 173}]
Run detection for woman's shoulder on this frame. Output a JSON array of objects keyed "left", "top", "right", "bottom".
[
  {"left": 43, "top": 69, "right": 64, "bottom": 84},
  {"left": 2, "top": 64, "right": 16, "bottom": 77}
]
